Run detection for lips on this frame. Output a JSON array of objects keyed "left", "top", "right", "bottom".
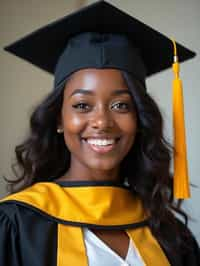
[{"left": 82, "top": 137, "right": 120, "bottom": 154}]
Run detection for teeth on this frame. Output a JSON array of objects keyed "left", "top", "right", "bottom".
[{"left": 87, "top": 139, "right": 115, "bottom": 146}]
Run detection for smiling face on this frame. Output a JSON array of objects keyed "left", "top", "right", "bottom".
[{"left": 59, "top": 68, "right": 137, "bottom": 181}]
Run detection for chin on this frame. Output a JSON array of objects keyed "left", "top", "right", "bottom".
[{"left": 86, "top": 159, "right": 120, "bottom": 172}]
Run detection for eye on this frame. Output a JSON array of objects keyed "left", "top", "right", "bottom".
[
  {"left": 72, "top": 102, "right": 91, "bottom": 112},
  {"left": 111, "top": 102, "right": 130, "bottom": 112}
]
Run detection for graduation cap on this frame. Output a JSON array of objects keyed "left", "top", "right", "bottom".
[{"left": 4, "top": 0, "right": 196, "bottom": 199}]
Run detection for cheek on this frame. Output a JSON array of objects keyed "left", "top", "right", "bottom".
[
  {"left": 117, "top": 114, "right": 137, "bottom": 138},
  {"left": 61, "top": 110, "right": 86, "bottom": 150},
  {"left": 62, "top": 107, "right": 85, "bottom": 134},
  {"left": 64, "top": 116, "right": 84, "bottom": 134}
]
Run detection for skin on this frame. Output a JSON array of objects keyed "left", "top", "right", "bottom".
[
  {"left": 57, "top": 68, "right": 138, "bottom": 259},
  {"left": 58, "top": 68, "right": 137, "bottom": 183}
]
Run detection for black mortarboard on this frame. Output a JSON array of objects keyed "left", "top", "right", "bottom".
[
  {"left": 4, "top": 0, "right": 196, "bottom": 199},
  {"left": 4, "top": 0, "right": 195, "bottom": 89}
]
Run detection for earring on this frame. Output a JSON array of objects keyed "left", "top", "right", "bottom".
[{"left": 57, "top": 128, "right": 63, "bottom": 134}]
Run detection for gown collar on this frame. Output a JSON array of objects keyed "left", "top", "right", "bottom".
[{"left": 1, "top": 181, "right": 148, "bottom": 229}]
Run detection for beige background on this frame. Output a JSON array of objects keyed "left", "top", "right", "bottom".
[{"left": 0, "top": 0, "right": 199, "bottom": 243}]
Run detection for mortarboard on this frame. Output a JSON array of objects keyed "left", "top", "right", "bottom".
[
  {"left": 4, "top": 0, "right": 196, "bottom": 199},
  {"left": 4, "top": 0, "right": 195, "bottom": 89}
]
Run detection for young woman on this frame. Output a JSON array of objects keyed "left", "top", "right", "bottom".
[{"left": 0, "top": 1, "right": 199, "bottom": 266}]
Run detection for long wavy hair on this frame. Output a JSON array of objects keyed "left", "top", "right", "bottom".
[{"left": 7, "top": 70, "right": 190, "bottom": 256}]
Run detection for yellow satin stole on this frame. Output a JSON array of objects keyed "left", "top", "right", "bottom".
[{"left": 0, "top": 182, "right": 170, "bottom": 266}]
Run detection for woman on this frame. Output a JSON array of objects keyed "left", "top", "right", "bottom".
[{"left": 0, "top": 1, "right": 199, "bottom": 265}]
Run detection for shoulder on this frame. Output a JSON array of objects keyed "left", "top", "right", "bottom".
[
  {"left": 0, "top": 199, "right": 58, "bottom": 266},
  {"left": 0, "top": 198, "right": 50, "bottom": 229},
  {"left": 0, "top": 182, "right": 64, "bottom": 226},
  {"left": 0, "top": 198, "right": 58, "bottom": 246},
  {"left": 0, "top": 200, "right": 32, "bottom": 226},
  {"left": 0, "top": 201, "right": 20, "bottom": 223}
]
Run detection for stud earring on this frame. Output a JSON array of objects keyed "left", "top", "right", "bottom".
[{"left": 57, "top": 128, "right": 64, "bottom": 134}]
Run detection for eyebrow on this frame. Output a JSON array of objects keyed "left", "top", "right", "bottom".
[{"left": 69, "top": 88, "right": 132, "bottom": 97}]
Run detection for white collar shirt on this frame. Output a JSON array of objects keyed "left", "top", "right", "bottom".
[{"left": 83, "top": 228, "right": 145, "bottom": 266}]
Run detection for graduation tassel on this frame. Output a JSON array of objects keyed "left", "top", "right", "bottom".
[{"left": 172, "top": 39, "right": 190, "bottom": 199}]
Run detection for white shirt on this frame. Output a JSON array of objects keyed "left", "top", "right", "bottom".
[{"left": 83, "top": 228, "right": 145, "bottom": 266}]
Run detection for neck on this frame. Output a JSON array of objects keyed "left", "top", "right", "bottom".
[{"left": 58, "top": 162, "right": 121, "bottom": 183}]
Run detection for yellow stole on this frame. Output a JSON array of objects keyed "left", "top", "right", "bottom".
[{"left": 0, "top": 182, "right": 170, "bottom": 266}]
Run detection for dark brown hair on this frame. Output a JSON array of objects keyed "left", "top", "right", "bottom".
[{"left": 6, "top": 70, "right": 190, "bottom": 256}]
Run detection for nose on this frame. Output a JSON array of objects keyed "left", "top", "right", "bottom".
[{"left": 90, "top": 106, "right": 115, "bottom": 130}]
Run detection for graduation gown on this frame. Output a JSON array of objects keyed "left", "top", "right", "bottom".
[{"left": 0, "top": 181, "right": 199, "bottom": 266}]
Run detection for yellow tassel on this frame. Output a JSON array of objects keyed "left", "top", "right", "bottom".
[{"left": 172, "top": 39, "right": 190, "bottom": 199}]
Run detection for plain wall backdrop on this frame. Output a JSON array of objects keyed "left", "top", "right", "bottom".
[{"left": 0, "top": 0, "right": 199, "bottom": 244}]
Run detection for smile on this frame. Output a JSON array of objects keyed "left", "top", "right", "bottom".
[
  {"left": 87, "top": 139, "right": 115, "bottom": 145},
  {"left": 82, "top": 138, "right": 120, "bottom": 154}
]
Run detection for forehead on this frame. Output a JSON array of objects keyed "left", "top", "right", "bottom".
[{"left": 63, "top": 68, "right": 128, "bottom": 97}]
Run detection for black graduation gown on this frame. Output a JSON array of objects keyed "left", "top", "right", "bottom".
[{"left": 0, "top": 184, "right": 199, "bottom": 266}]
